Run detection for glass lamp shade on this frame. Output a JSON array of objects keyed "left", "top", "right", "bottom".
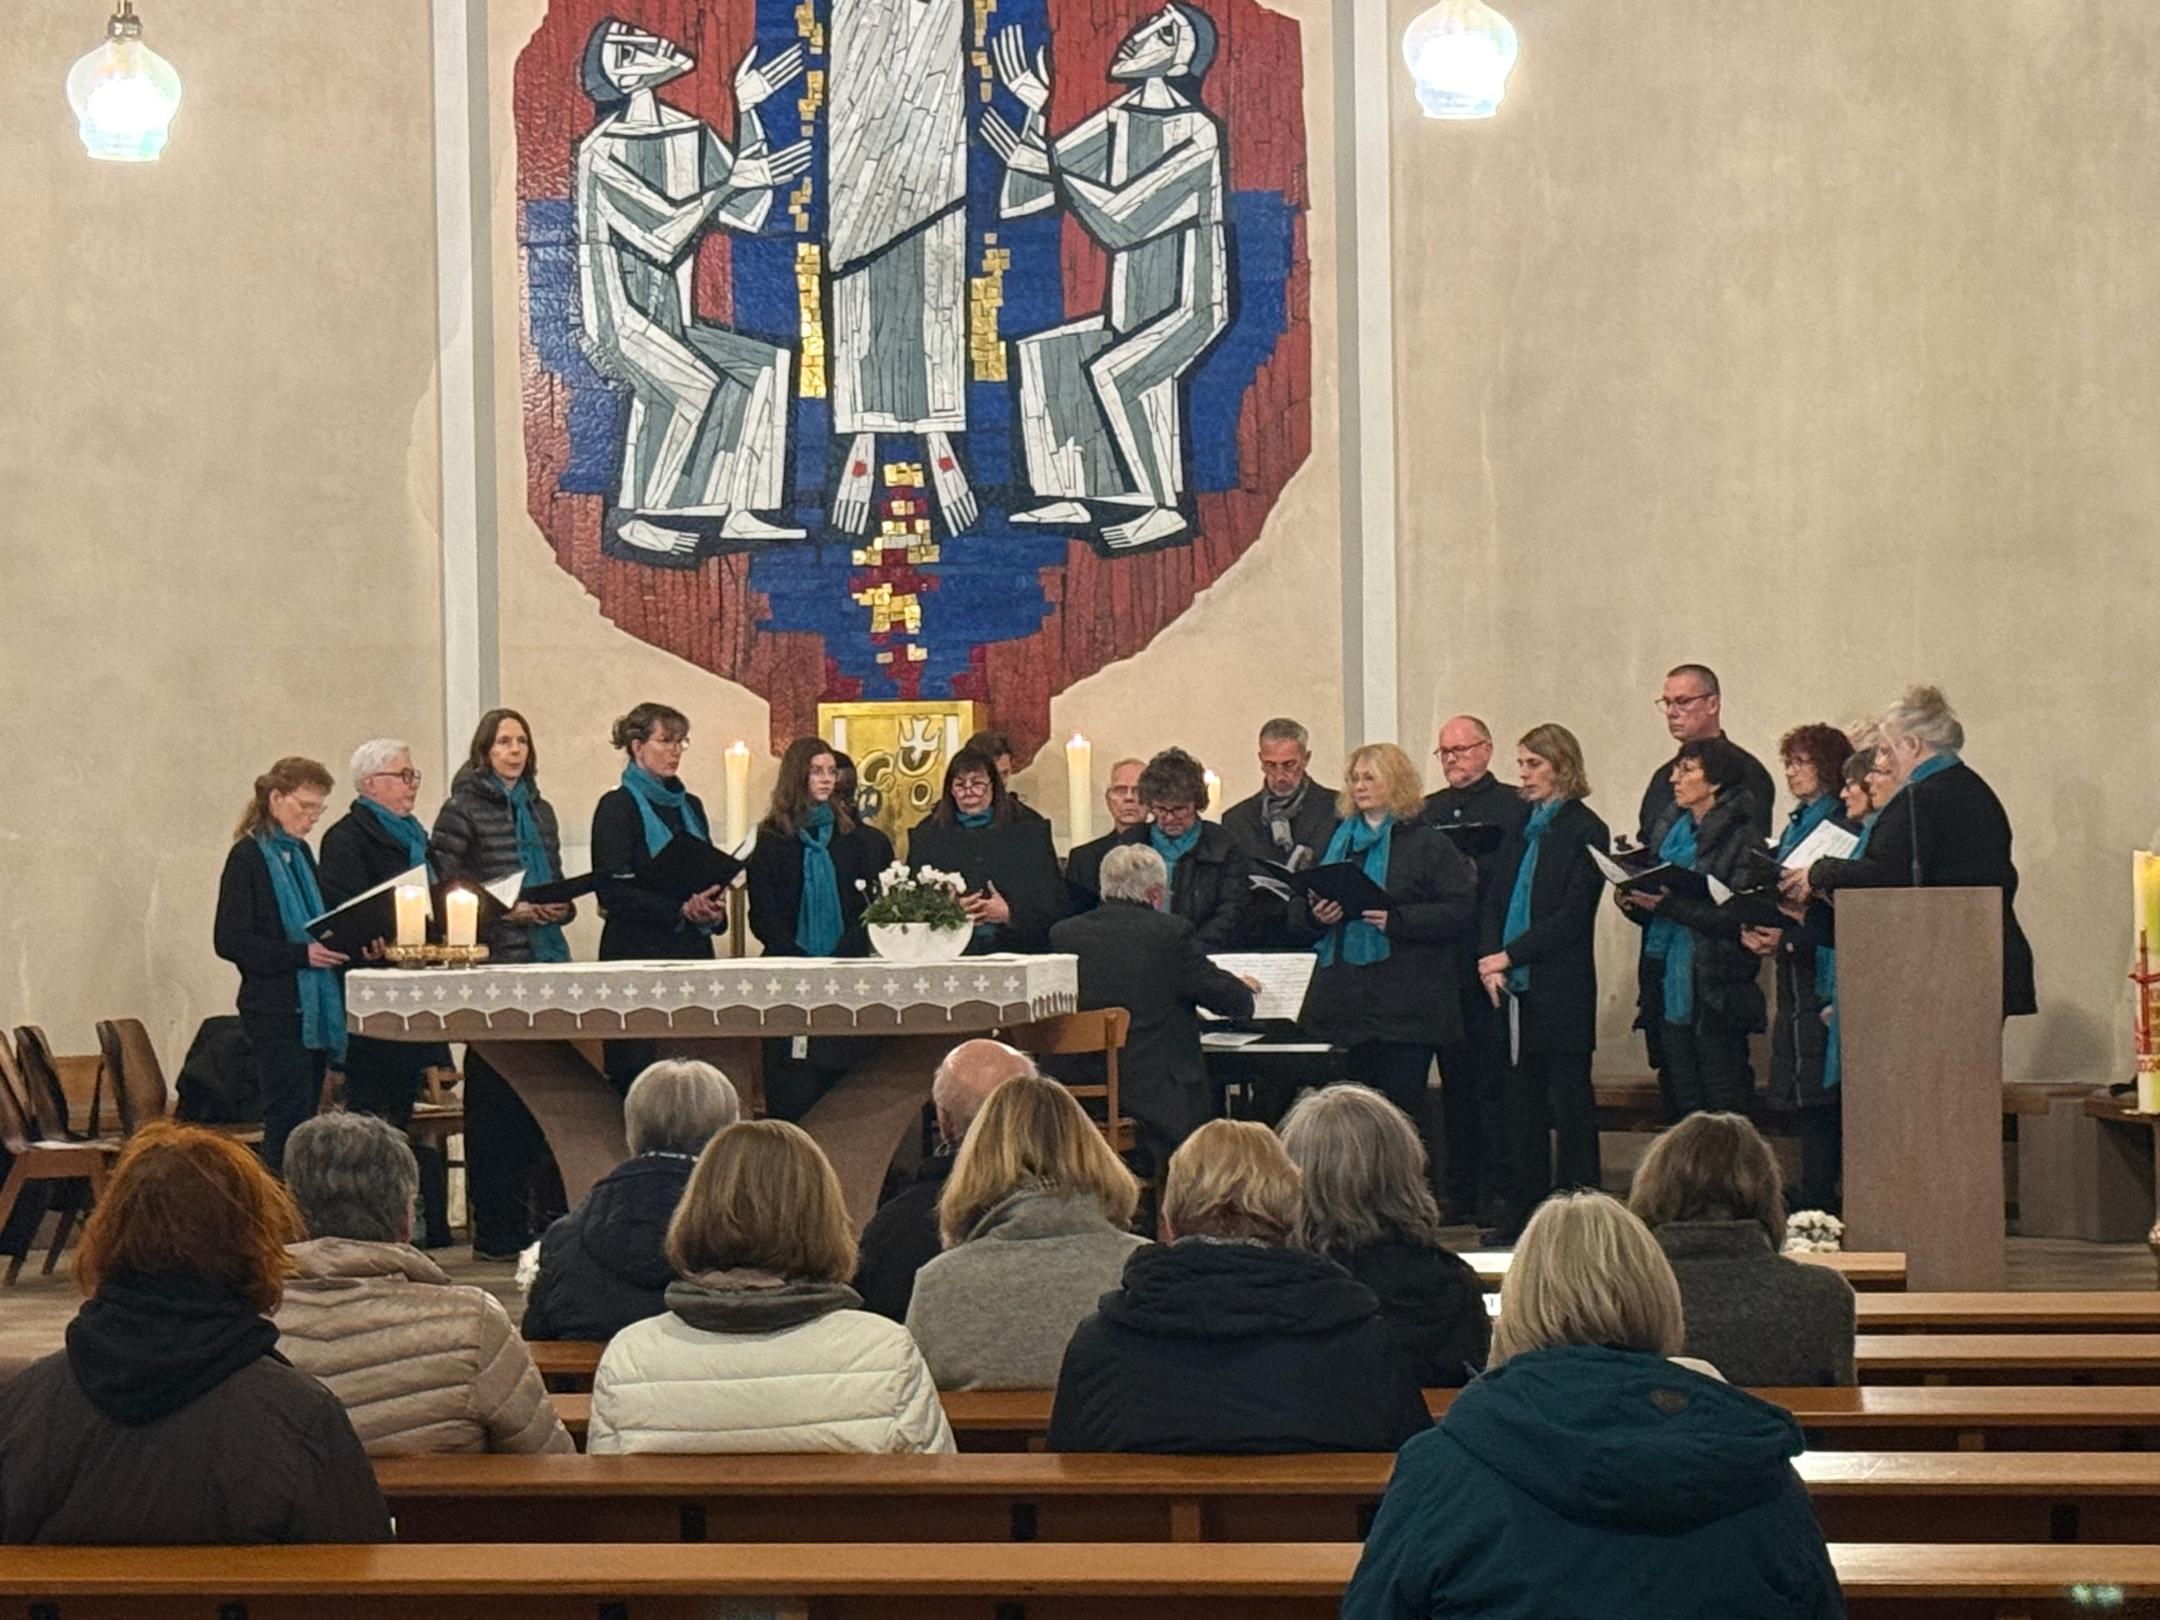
[
  {"left": 1402, "top": 0, "right": 1518, "bottom": 121},
  {"left": 67, "top": 24, "right": 182, "bottom": 162}
]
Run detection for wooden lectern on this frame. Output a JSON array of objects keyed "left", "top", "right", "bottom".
[{"left": 1838, "top": 887, "right": 2005, "bottom": 1290}]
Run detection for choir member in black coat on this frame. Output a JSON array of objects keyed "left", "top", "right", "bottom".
[
  {"left": 1474, "top": 725, "right": 1610, "bottom": 1242},
  {"left": 1422, "top": 715, "right": 1532, "bottom": 1223},
  {"left": 1636, "top": 664, "right": 1778, "bottom": 845},
  {"left": 213, "top": 758, "right": 346, "bottom": 1175},
  {"left": 1064, "top": 755, "right": 1148, "bottom": 913},
  {"left": 1620, "top": 738, "right": 1774, "bottom": 1118},
  {"left": 1222, "top": 718, "right": 1340, "bottom": 949},
  {"left": 1290, "top": 744, "right": 1479, "bottom": 1151},
  {"left": 590, "top": 703, "right": 725, "bottom": 1098},
  {"left": 1788, "top": 685, "right": 2036, "bottom": 1021},
  {"left": 905, "top": 748, "right": 1067, "bottom": 953},
  {"left": 1105, "top": 748, "right": 1251, "bottom": 951},
  {"left": 1048, "top": 845, "right": 1257, "bottom": 1176},
  {"left": 747, "top": 738, "right": 887, "bottom": 957}
]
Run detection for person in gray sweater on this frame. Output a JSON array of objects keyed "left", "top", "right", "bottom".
[
  {"left": 906, "top": 1073, "right": 1146, "bottom": 1389},
  {"left": 1629, "top": 1111, "right": 1856, "bottom": 1386}
]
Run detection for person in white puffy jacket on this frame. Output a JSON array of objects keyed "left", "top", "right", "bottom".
[{"left": 588, "top": 1119, "right": 954, "bottom": 1455}]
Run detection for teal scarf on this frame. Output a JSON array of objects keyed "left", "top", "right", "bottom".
[
  {"left": 1776, "top": 794, "right": 1837, "bottom": 862},
  {"left": 1501, "top": 800, "right": 1563, "bottom": 993},
  {"left": 354, "top": 795, "right": 430, "bottom": 871},
  {"left": 621, "top": 763, "right": 708, "bottom": 856},
  {"left": 254, "top": 831, "right": 347, "bottom": 1062},
  {"left": 1900, "top": 749, "right": 1961, "bottom": 797},
  {"left": 796, "top": 803, "right": 843, "bottom": 956},
  {"left": 956, "top": 808, "right": 994, "bottom": 830},
  {"left": 1314, "top": 814, "right": 1393, "bottom": 968},
  {"left": 1149, "top": 821, "right": 1202, "bottom": 909},
  {"left": 1818, "top": 813, "right": 1877, "bottom": 1090},
  {"left": 1644, "top": 813, "right": 1699, "bottom": 1027},
  {"left": 501, "top": 776, "right": 569, "bottom": 963}
]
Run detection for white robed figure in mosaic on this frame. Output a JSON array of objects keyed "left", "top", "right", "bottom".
[
  {"left": 574, "top": 19, "right": 813, "bottom": 554},
  {"left": 825, "top": 0, "right": 979, "bottom": 535},
  {"left": 983, "top": 5, "right": 1230, "bottom": 552}
]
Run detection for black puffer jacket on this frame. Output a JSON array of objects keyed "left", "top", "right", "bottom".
[
  {"left": 0, "top": 1273, "right": 388, "bottom": 1544},
  {"left": 1047, "top": 1239, "right": 1431, "bottom": 1454},
  {"left": 1329, "top": 1237, "right": 1491, "bottom": 1388},
  {"left": 1626, "top": 792, "right": 1774, "bottom": 1033},
  {"left": 520, "top": 1153, "right": 696, "bottom": 1343},
  {"left": 428, "top": 766, "right": 574, "bottom": 964}
]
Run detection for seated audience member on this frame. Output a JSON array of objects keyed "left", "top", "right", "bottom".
[
  {"left": 1115, "top": 747, "right": 1252, "bottom": 949},
  {"left": 1064, "top": 755, "right": 1148, "bottom": 912},
  {"left": 1222, "top": 717, "right": 1340, "bottom": 949},
  {"left": 1629, "top": 1111, "right": 1856, "bottom": 1386},
  {"left": 1343, "top": 1191, "right": 1842, "bottom": 1620},
  {"left": 588, "top": 1120, "right": 953, "bottom": 1454},
  {"left": 1048, "top": 845, "right": 1256, "bottom": 1178},
  {"left": 0, "top": 1122, "right": 389, "bottom": 1544},
  {"left": 275, "top": 1113, "right": 572, "bottom": 1455},
  {"left": 1277, "top": 1084, "right": 1489, "bottom": 1386},
  {"left": 854, "top": 1039, "right": 1035, "bottom": 1320},
  {"left": 908, "top": 1073, "right": 1146, "bottom": 1389},
  {"left": 521, "top": 1059, "right": 741, "bottom": 1343},
  {"left": 1047, "top": 1119, "right": 1430, "bottom": 1454}
]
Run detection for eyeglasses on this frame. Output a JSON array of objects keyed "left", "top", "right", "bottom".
[
  {"left": 368, "top": 769, "right": 423, "bottom": 787},
  {"left": 1435, "top": 744, "right": 1488, "bottom": 761},
  {"left": 1148, "top": 802, "right": 1199, "bottom": 818},
  {"left": 1655, "top": 693, "right": 1713, "bottom": 714}
]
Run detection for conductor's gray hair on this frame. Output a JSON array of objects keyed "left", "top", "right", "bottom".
[
  {"left": 1878, "top": 684, "right": 1964, "bottom": 753},
  {"left": 1277, "top": 1083, "right": 1444, "bottom": 1253},
  {"left": 624, "top": 1059, "right": 741, "bottom": 1156},
  {"left": 1258, "top": 717, "right": 1310, "bottom": 750},
  {"left": 1100, "top": 844, "right": 1169, "bottom": 905},
  {"left": 349, "top": 738, "right": 414, "bottom": 795},
  {"left": 285, "top": 1112, "right": 419, "bottom": 1244}
]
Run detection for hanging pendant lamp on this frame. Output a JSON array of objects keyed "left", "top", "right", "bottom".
[
  {"left": 1402, "top": 0, "right": 1518, "bottom": 121},
  {"left": 67, "top": 1, "right": 183, "bottom": 163}
]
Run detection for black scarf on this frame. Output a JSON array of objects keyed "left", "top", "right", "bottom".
[{"left": 66, "top": 1270, "right": 281, "bottom": 1426}]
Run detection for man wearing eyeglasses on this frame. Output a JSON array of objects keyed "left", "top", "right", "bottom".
[
  {"left": 1638, "top": 665, "right": 1776, "bottom": 847},
  {"left": 1422, "top": 715, "right": 1529, "bottom": 1224}
]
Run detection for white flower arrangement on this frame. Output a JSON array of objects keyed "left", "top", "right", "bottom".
[
  {"left": 860, "top": 862, "right": 970, "bottom": 928},
  {"left": 1782, "top": 1209, "right": 1845, "bottom": 1254}
]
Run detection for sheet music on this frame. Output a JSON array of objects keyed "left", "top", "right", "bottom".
[
  {"left": 1782, "top": 819, "right": 1860, "bottom": 870},
  {"left": 1587, "top": 845, "right": 1632, "bottom": 885},
  {"left": 1207, "top": 952, "right": 1315, "bottom": 1023}
]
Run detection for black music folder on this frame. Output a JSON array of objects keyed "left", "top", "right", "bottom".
[
  {"left": 522, "top": 870, "right": 603, "bottom": 907},
  {"left": 1587, "top": 846, "right": 1714, "bottom": 901},
  {"left": 1433, "top": 820, "right": 1508, "bottom": 858},
  {"left": 641, "top": 836, "right": 745, "bottom": 903}
]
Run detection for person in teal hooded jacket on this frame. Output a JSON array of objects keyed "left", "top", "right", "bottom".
[{"left": 1343, "top": 1190, "right": 1845, "bottom": 1620}]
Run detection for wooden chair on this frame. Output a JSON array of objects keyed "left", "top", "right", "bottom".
[
  {"left": 97, "top": 1017, "right": 264, "bottom": 1146},
  {"left": 1006, "top": 1009, "right": 1132, "bottom": 1153},
  {"left": 0, "top": 1033, "right": 114, "bottom": 1284},
  {"left": 11, "top": 1023, "right": 96, "bottom": 1141}
]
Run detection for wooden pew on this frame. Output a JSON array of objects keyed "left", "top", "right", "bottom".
[
  {"left": 548, "top": 1384, "right": 2160, "bottom": 1453},
  {"left": 375, "top": 1450, "right": 2160, "bottom": 1546},
  {"left": 1460, "top": 1248, "right": 1908, "bottom": 1291},
  {"left": 8, "top": 1541, "right": 2160, "bottom": 1617},
  {"left": 1858, "top": 1293, "right": 2160, "bottom": 1333},
  {"left": 1856, "top": 1333, "right": 2160, "bottom": 1384}
]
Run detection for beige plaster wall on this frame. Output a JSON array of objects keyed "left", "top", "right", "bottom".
[
  {"left": 0, "top": 2, "right": 445, "bottom": 1064},
  {"left": 1389, "top": 0, "right": 2160, "bottom": 1080}
]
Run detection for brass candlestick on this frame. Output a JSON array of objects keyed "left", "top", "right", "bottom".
[{"left": 384, "top": 943, "right": 491, "bottom": 969}]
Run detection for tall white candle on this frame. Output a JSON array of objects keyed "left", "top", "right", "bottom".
[
  {"left": 444, "top": 889, "right": 479, "bottom": 949},
  {"left": 1065, "top": 734, "right": 1093, "bottom": 847},
  {"left": 1202, "top": 768, "right": 1221, "bottom": 812},
  {"left": 393, "top": 884, "right": 428, "bottom": 948},
  {"left": 724, "top": 740, "right": 753, "bottom": 849}
]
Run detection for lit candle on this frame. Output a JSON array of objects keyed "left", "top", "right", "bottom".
[
  {"left": 724, "top": 740, "right": 753, "bottom": 848},
  {"left": 1202, "top": 768, "right": 1221, "bottom": 812},
  {"left": 2140, "top": 852, "right": 2160, "bottom": 961},
  {"left": 444, "top": 888, "right": 479, "bottom": 949},
  {"left": 393, "top": 884, "right": 428, "bottom": 948},
  {"left": 1065, "top": 734, "right": 1093, "bottom": 847}
]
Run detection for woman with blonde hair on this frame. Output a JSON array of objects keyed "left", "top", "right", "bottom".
[
  {"left": 0, "top": 1123, "right": 388, "bottom": 1543},
  {"left": 587, "top": 1120, "right": 952, "bottom": 1454},
  {"left": 906, "top": 1073, "right": 1145, "bottom": 1388},
  {"left": 1293, "top": 743, "right": 1478, "bottom": 1144},
  {"left": 1344, "top": 1191, "right": 1841, "bottom": 1620},
  {"left": 213, "top": 755, "right": 347, "bottom": 1174},
  {"left": 1277, "top": 1084, "right": 1488, "bottom": 1386},
  {"left": 1047, "top": 1119, "right": 1429, "bottom": 1453},
  {"left": 1630, "top": 1112, "right": 1855, "bottom": 1386}
]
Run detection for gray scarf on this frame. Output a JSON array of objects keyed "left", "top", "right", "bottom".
[{"left": 1259, "top": 778, "right": 1314, "bottom": 864}]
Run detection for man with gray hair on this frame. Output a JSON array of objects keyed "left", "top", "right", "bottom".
[
  {"left": 855, "top": 1039, "right": 1038, "bottom": 1320},
  {"left": 275, "top": 1112, "right": 572, "bottom": 1456},
  {"left": 520, "top": 1059, "right": 742, "bottom": 1342},
  {"left": 1049, "top": 845, "right": 1257, "bottom": 1178},
  {"left": 1223, "top": 718, "right": 1338, "bottom": 949}
]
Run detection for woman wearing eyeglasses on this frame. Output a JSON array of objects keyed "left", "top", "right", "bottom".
[
  {"left": 320, "top": 739, "right": 453, "bottom": 1142},
  {"left": 214, "top": 756, "right": 347, "bottom": 1175}
]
